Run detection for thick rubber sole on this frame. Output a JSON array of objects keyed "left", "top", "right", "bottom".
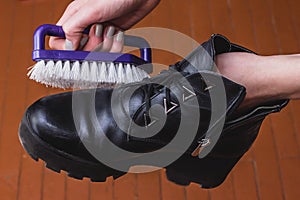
[
  {"left": 18, "top": 118, "right": 229, "bottom": 188},
  {"left": 18, "top": 121, "right": 127, "bottom": 181}
]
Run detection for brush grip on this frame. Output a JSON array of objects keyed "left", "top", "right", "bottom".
[
  {"left": 33, "top": 24, "right": 89, "bottom": 50},
  {"left": 33, "top": 24, "right": 152, "bottom": 63},
  {"left": 124, "top": 35, "right": 152, "bottom": 63}
]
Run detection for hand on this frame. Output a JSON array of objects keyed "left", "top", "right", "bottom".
[{"left": 49, "top": 0, "right": 160, "bottom": 52}]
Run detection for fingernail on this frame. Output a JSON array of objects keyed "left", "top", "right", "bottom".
[
  {"left": 115, "top": 31, "right": 124, "bottom": 42},
  {"left": 106, "top": 26, "right": 115, "bottom": 38},
  {"left": 95, "top": 24, "right": 103, "bottom": 37},
  {"left": 65, "top": 39, "right": 73, "bottom": 50},
  {"left": 79, "top": 37, "right": 88, "bottom": 49},
  {"left": 93, "top": 43, "right": 103, "bottom": 52}
]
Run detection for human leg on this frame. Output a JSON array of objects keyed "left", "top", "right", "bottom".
[{"left": 216, "top": 52, "right": 300, "bottom": 109}]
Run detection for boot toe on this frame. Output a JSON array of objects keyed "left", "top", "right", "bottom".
[{"left": 22, "top": 91, "right": 102, "bottom": 162}]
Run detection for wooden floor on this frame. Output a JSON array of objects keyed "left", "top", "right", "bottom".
[{"left": 1, "top": 0, "right": 300, "bottom": 199}]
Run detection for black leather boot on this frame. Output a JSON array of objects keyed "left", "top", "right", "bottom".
[{"left": 18, "top": 34, "right": 288, "bottom": 188}]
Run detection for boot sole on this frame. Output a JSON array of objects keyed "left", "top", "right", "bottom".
[{"left": 18, "top": 118, "right": 230, "bottom": 188}]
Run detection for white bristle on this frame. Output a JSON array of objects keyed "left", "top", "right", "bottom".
[
  {"left": 135, "top": 66, "right": 144, "bottom": 81},
  {"left": 54, "top": 61, "right": 63, "bottom": 86},
  {"left": 138, "top": 66, "right": 149, "bottom": 81},
  {"left": 27, "top": 58, "right": 151, "bottom": 89},
  {"left": 38, "top": 63, "right": 48, "bottom": 85},
  {"left": 107, "top": 62, "right": 117, "bottom": 83},
  {"left": 58, "top": 61, "right": 71, "bottom": 88},
  {"left": 138, "top": 66, "right": 150, "bottom": 80},
  {"left": 57, "top": 62, "right": 68, "bottom": 88},
  {"left": 55, "top": 60, "right": 63, "bottom": 76},
  {"left": 27, "top": 60, "right": 46, "bottom": 82},
  {"left": 70, "top": 61, "right": 81, "bottom": 81},
  {"left": 98, "top": 62, "right": 108, "bottom": 83},
  {"left": 45, "top": 60, "right": 56, "bottom": 85},
  {"left": 76, "top": 61, "right": 87, "bottom": 88},
  {"left": 125, "top": 63, "right": 133, "bottom": 83},
  {"left": 117, "top": 63, "right": 125, "bottom": 83},
  {"left": 48, "top": 60, "right": 57, "bottom": 78},
  {"left": 81, "top": 61, "right": 90, "bottom": 82},
  {"left": 141, "top": 68, "right": 150, "bottom": 79},
  {"left": 61, "top": 61, "right": 71, "bottom": 87},
  {"left": 27, "top": 60, "right": 39, "bottom": 77},
  {"left": 131, "top": 64, "right": 140, "bottom": 82},
  {"left": 90, "top": 61, "right": 99, "bottom": 83},
  {"left": 62, "top": 61, "right": 71, "bottom": 80}
]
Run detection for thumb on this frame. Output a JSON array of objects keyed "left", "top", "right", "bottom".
[
  {"left": 49, "top": 0, "right": 86, "bottom": 50},
  {"left": 48, "top": 28, "right": 84, "bottom": 50},
  {"left": 61, "top": 26, "right": 83, "bottom": 50}
]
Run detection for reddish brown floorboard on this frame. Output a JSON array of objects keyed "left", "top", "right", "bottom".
[{"left": 0, "top": 0, "right": 300, "bottom": 199}]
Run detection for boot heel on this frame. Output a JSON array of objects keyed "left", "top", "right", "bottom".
[
  {"left": 165, "top": 154, "right": 236, "bottom": 188},
  {"left": 165, "top": 168, "right": 191, "bottom": 186}
]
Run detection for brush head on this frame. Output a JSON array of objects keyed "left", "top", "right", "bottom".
[
  {"left": 28, "top": 59, "right": 151, "bottom": 89},
  {"left": 29, "top": 24, "right": 152, "bottom": 89}
]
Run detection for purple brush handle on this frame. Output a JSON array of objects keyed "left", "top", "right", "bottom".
[{"left": 33, "top": 24, "right": 152, "bottom": 63}]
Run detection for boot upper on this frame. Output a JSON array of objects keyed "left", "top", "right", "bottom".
[{"left": 24, "top": 34, "right": 247, "bottom": 163}]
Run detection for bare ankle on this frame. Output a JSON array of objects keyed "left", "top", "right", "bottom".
[{"left": 216, "top": 53, "right": 286, "bottom": 109}]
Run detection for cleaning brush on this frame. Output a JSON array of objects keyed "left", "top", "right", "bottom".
[{"left": 27, "top": 24, "right": 152, "bottom": 89}]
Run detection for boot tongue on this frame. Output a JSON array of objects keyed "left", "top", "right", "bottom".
[{"left": 170, "top": 34, "right": 231, "bottom": 74}]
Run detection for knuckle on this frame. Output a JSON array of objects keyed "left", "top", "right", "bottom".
[
  {"left": 66, "top": 1, "right": 79, "bottom": 11},
  {"left": 62, "top": 25, "right": 72, "bottom": 36},
  {"left": 62, "top": 23, "right": 77, "bottom": 38}
]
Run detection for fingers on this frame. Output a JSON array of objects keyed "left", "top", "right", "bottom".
[
  {"left": 110, "top": 31, "right": 124, "bottom": 53},
  {"left": 49, "top": 0, "right": 159, "bottom": 50},
  {"left": 56, "top": 0, "right": 86, "bottom": 26},
  {"left": 48, "top": 0, "right": 124, "bottom": 52},
  {"left": 84, "top": 26, "right": 124, "bottom": 53},
  {"left": 91, "top": 26, "right": 115, "bottom": 52},
  {"left": 49, "top": 0, "right": 87, "bottom": 50},
  {"left": 49, "top": 23, "right": 124, "bottom": 53},
  {"left": 49, "top": 0, "right": 99, "bottom": 50},
  {"left": 82, "top": 24, "right": 104, "bottom": 51}
]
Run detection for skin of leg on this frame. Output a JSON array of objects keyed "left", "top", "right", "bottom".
[{"left": 216, "top": 52, "right": 300, "bottom": 110}]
